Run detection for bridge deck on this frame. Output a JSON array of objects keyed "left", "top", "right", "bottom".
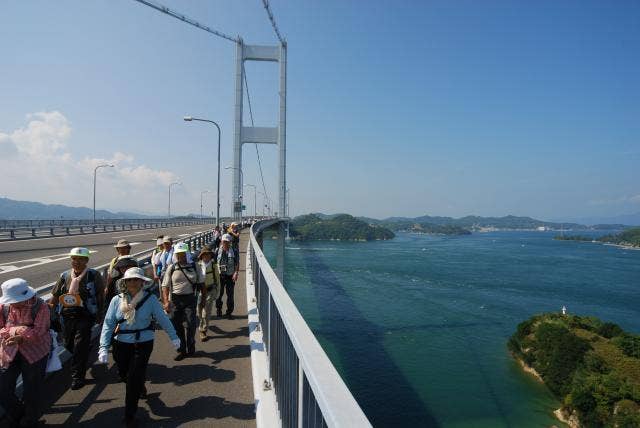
[{"left": 40, "top": 231, "right": 255, "bottom": 427}]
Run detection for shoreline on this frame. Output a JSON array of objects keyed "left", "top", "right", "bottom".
[{"left": 514, "top": 356, "right": 579, "bottom": 428}]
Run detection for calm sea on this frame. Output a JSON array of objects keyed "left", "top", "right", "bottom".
[{"left": 265, "top": 231, "right": 640, "bottom": 427}]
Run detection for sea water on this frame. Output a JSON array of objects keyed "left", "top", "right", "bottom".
[{"left": 264, "top": 231, "right": 640, "bottom": 427}]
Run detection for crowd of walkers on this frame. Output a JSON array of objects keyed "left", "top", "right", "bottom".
[{"left": 0, "top": 221, "right": 246, "bottom": 427}]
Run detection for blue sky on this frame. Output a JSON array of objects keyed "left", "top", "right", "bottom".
[{"left": 0, "top": 0, "right": 638, "bottom": 220}]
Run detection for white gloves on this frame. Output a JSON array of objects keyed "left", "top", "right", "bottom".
[
  {"left": 97, "top": 349, "right": 109, "bottom": 364},
  {"left": 171, "top": 338, "right": 181, "bottom": 350}
]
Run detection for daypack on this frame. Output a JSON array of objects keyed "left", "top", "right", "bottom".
[
  {"left": 1, "top": 298, "right": 62, "bottom": 372},
  {"left": 1, "top": 297, "right": 44, "bottom": 327},
  {"left": 166, "top": 262, "right": 201, "bottom": 293},
  {"left": 113, "top": 291, "right": 155, "bottom": 341},
  {"left": 59, "top": 269, "right": 99, "bottom": 316}
]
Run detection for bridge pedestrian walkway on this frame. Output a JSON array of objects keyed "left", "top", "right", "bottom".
[{"left": 40, "top": 230, "right": 255, "bottom": 427}]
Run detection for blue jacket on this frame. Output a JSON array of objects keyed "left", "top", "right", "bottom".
[{"left": 99, "top": 291, "right": 177, "bottom": 351}]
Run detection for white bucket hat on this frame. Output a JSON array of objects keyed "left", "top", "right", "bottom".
[
  {"left": 0, "top": 278, "right": 36, "bottom": 305},
  {"left": 122, "top": 267, "right": 151, "bottom": 283},
  {"left": 221, "top": 233, "right": 233, "bottom": 242}
]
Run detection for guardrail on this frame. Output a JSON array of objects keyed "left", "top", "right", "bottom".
[
  {"left": 1, "top": 228, "right": 216, "bottom": 419},
  {"left": 247, "top": 219, "right": 371, "bottom": 427},
  {"left": 0, "top": 218, "right": 216, "bottom": 241}
]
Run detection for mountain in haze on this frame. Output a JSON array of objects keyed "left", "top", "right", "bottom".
[
  {"left": 349, "top": 214, "right": 634, "bottom": 231},
  {"left": 559, "top": 212, "right": 640, "bottom": 227},
  {"left": 0, "top": 197, "right": 153, "bottom": 220}
]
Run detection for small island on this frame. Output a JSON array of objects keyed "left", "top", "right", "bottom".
[
  {"left": 554, "top": 227, "right": 640, "bottom": 249},
  {"left": 508, "top": 313, "right": 640, "bottom": 427},
  {"left": 289, "top": 214, "right": 395, "bottom": 241},
  {"left": 381, "top": 220, "right": 472, "bottom": 235}
]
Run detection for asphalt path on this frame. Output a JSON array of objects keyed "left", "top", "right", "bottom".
[{"left": 0, "top": 224, "right": 211, "bottom": 288}]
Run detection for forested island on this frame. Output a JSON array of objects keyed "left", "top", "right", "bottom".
[
  {"left": 555, "top": 227, "right": 640, "bottom": 248},
  {"left": 508, "top": 313, "right": 640, "bottom": 427},
  {"left": 289, "top": 214, "right": 395, "bottom": 241},
  {"left": 381, "top": 221, "right": 471, "bottom": 235}
]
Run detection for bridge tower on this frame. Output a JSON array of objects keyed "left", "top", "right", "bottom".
[{"left": 232, "top": 40, "right": 287, "bottom": 280}]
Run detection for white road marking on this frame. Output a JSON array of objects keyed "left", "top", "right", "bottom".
[{"left": 0, "top": 251, "right": 97, "bottom": 275}]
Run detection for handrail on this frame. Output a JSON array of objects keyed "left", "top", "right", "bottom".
[
  {"left": 248, "top": 219, "right": 371, "bottom": 427},
  {"left": 0, "top": 218, "right": 216, "bottom": 241}
]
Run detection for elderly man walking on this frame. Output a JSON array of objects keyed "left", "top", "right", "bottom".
[
  {"left": 49, "top": 247, "right": 104, "bottom": 389},
  {"left": 216, "top": 234, "right": 239, "bottom": 320},
  {"left": 161, "top": 243, "right": 204, "bottom": 360},
  {"left": 0, "top": 278, "right": 51, "bottom": 428}
]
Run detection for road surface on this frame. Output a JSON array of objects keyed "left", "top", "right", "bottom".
[{"left": 0, "top": 224, "right": 211, "bottom": 288}]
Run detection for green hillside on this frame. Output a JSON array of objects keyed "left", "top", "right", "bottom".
[
  {"left": 509, "top": 313, "right": 640, "bottom": 427},
  {"left": 289, "top": 214, "right": 395, "bottom": 241}
]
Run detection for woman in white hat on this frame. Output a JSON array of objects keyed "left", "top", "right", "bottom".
[
  {"left": 0, "top": 278, "right": 51, "bottom": 428},
  {"left": 99, "top": 267, "right": 180, "bottom": 427}
]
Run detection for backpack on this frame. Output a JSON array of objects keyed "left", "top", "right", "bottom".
[
  {"left": 1, "top": 297, "right": 44, "bottom": 326},
  {"left": 166, "top": 262, "right": 201, "bottom": 292},
  {"left": 113, "top": 291, "right": 155, "bottom": 341},
  {"left": 59, "top": 269, "right": 99, "bottom": 316}
]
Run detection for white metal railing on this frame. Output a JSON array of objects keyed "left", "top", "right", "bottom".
[{"left": 247, "top": 219, "right": 371, "bottom": 428}]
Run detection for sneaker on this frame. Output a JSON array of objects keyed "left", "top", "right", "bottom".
[
  {"left": 216, "top": 309, "right": 222, "bottom": 317},
  {"left": 200, "top": 332, "right": 208, "bottom": 342},
  {"left": 226, "top": 313, "right": 233, "bottom": 320},
  {"left": 174, "top": 353, "right": 186, "bottom": 362},
  {"left": 186, "top": 350, "right": 195, "bottom": 357},
  {"left": 70, "top": 379, "right": 85, "bottom": 390}
]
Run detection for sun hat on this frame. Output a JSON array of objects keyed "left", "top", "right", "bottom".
[
  {"left": 198, "top": 247, "right": 214, "bottom": 259},
  {"left": 114, "top": 239, "right": 131, "bottom": 248},
  {"left": 174, "top": 242, "right": 190, "bottom": 254},
  {"left": 69, "top": 247, "right": 90, "bottom": 258},
  {"left": 221, "top": 233, "right": 233, "bottom": 242},
  {"left": 122, "top": 267, "right": 151, "bottom": 283},
  {"left": 0, "top": 278, "right": 36, "bottom": 305},
  {"left": 162, "top": 236, "right": 173, "bottom": 243},
  {"left": 156, "top": 238, "right": 163, "bottom": 246}
]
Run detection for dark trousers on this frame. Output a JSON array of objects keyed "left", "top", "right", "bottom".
[
  {"left": 112, "top": 340, "right": 154, "bottom": 419},
  {"left": 216, "top": 274, "right": 235, "bottom": 315},
  {"left": 62, "top": 315, "right": 93, "bottom": 381},
  {"left": 0, "top": 353, "right": 48, "bottom": 426},
  {"left": 170, "top": 294, "right": 197, "bottom": 354}
]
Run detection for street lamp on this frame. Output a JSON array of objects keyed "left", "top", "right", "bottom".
[
  {"left": 244, "top": 184, "right": 257, "bottom": 218},
  {"left": 93, "top": 164, "right": 114, "bottom": 224},
  {"left": 225, "top": 166, "right": 243, "bottom": 224},
  {"left": 183, "top": 116, "right": 222, "bottom": 227},
  {"left": 200, "top": 190, "right": 210, "bottom": 220},
  {"left": 168, "top": 181, "right": 182, "bottom": 218}
]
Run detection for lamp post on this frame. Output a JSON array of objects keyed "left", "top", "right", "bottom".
[
  {"left": 200, "top": 190, "right": 210, "bottom": 220},
  {"left": 183, "top": 116, "right": 222, "bottom": 227},
  {"left": 244, "top": 184, "right": 257, "bottom": 218},
  {"left": 93, "top": 164, "right": 114, "bottom": 224},
  {"left": 168, "top": 181, "right": 182, "bottom": 218},
  {"left": 225, "top": 166, "right": 243, "bottom": 224}
]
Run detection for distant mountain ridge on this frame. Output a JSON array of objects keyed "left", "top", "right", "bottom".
[
  {"left": 346, "top": 214, "right": 632, "bottom": 231},
  {"left": 0, "top": 197, "right": 153, "bottom": 220}
]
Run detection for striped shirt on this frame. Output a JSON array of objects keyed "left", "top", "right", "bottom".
[{"left": 0, "top": 298, "right": 51, "bottom": 368}]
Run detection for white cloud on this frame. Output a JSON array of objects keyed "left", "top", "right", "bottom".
[{"left": 0, "top": 111, "right": 179, "bottom": 214}]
